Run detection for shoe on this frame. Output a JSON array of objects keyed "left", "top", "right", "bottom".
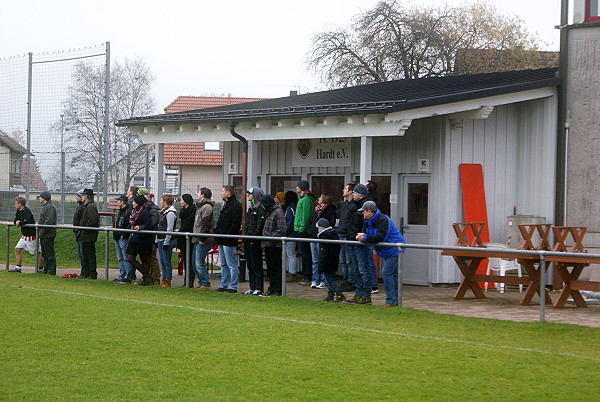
[
  {"left": 357, "top": 297, "right": 372, "bottom": 305},
  {"left": 343, "top": 295, "right": 362, "bottom": 304},
  {"left": 225, "top": 289, "right": 237, "bottom": 293},
  {"left": 311, "top": 282, "right": 318, "bottom": 289},
  {"left": 297, "top": 280, "right": 312, "bottom": 286},
  {"left": 286, "top": 273, "right": 297, "bottom": 282},
  {"left": 323, "top": 294, "right": 334, "bottom": 302},
  {"left": 252, "top": 290, "right": 262, "bottom": 296},
  {"left": 215, "top": 288, "right": 227, "bottom": 292},
  {"left": 243, "top": 289, "right": 255, "bottom": 295},
  {"left": 332, "top": 293, "right": 347, "bottom": 303},
  {"left": 316, "top": 282, "right": 327, "bottom": 289},
  {"left": 383, "top": 303, "right": 398, "bottom": 307},
  {"left": 115, "top": 279, "right": 132, "bottom": 284},
  {"left": 265, "top": 290, "right": 281, "bottom": 296},
  {"left": 8, "top": 267, "right": 22, "bottom": 273},
  {"left": 194, "top": 286, "right": 211, "bottom": 291},
  {"left": 160, "top": 279, "right": 172, "bottom": 288},
  {"left": 371, "top": 287, "right": 380, "bottom": 294},
  {"left": 138, "top": 277, "right": 154, "bottom": 286}
]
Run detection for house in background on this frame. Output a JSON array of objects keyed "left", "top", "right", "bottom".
[
  {"left": 162, "top": 95, "right": 267, "bottom": 197},
  {"left": 0, "top": 131, "right": 47, "bottom": 197}
]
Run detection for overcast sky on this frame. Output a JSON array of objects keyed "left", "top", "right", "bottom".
[{"left": 1, "top": 0, "right": 564, "bottom": 113}]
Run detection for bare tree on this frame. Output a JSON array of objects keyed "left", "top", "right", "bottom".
[
  {"left": 307, "top": 0, "right": 543, "bottom": 88},
  {"left": 61, "top": 57, "right": 156, "bottom": 191}
]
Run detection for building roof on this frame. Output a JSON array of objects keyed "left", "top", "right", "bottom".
[
  {"left": 20, "top": 158, "right": 48, "bottom": 192},
  {"left": 0, "top": 131, "right": 27, "bottom": 154},
  {"left": 119, "top": 68, "right": 560, "bottom": 127},
  {"left": 164, "top": 95, "right": 269, "bottom": 114}
]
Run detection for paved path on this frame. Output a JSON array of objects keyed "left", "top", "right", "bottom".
[{"left": 6, "top": 266, "right": 600, "bottom": 328}]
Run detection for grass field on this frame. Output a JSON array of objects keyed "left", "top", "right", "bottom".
[{"left": 1, "top": 272, "right": 598, "bottom": 400}]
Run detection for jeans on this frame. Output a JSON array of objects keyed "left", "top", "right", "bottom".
[
  {"left": 218, "top": 245, "right": 239, "bottom": 290},
  {"left": 296, "top": 232, "right": 312, "bottom": 281},
  {"left": 284, "top": 240, "right": 298, "bottom": 274},
  {"left": 115, "top": 237, "right": 134, "bottom": 280},
  {"left": 310, "top": 242, "right": 326, "bottom": 284},
  {"left": 340, "top": 241, "right": 356, "bottom": 285},
  {"left": 245, "top": 242, "right": 264, "bottom": 292},
  {"left": 193, "top": 242, "right": 211, "bottom": 287},
  {"left": 75, "top": 234, "right": 84, "bottom": 276},
  {"left": 157, "top": 240, "right": 174, "bottom": 280},
  {"left": 352, "top": 244, "right": 372, "bottom": 298},
  {"left": 264, "top": 245, "right": 282, "bottom": 294},
  {"left": 381, "top": 255, "right": 399, "bottom": 305},
  {"left": 324, "top": 271, "right": 342, "bottom": 295},
  {"left": 367, "top": 246, "right": 378, "bottom": 288},
  {"left": 40, "top": 237, "right": 56, "bottom": 275}
]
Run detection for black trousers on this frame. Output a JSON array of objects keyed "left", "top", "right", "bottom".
[
  {"left": 264, "top": 245, "right": 282, "bottom": 294},
  {"left": 245, "top": 242, "right": 264, "bottom": 292},
  {"left": 81, "top": 242, "right": 97, "bottom": 278},
  {"left": 40, "top": 237, "right": 56, "bottom": 275}
]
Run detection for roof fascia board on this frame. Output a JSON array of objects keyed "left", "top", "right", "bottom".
[{"left": 385, "top": 87, "right": 554, "bottom": 122}]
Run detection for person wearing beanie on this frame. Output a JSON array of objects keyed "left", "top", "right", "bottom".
[
  {"left": 261, "top": 194, "right": 286, "bottom": 296},
  {"left": 243, "top": 186, "right": 267, "bottom": 295},
  {"left": 354, "top": 201, "right": 405, "bottom": 307},
  {"left": 275, "top": 191, "right": 285, "bottom": 206},
  {"left": 316, "top": 218, "right": 346, "bottom": 303},
  {"left": 177, "top": 194, "right": 197, "bottom": 287},
  {"left": 294, "top": 180, "right": 316, "bottom": 285},
  {"left": 191, "top": 188, "right": 215, "bottom": 290},
  {"left": 38, "top": 191, "right": 57, "bottom": 275},
  {"left": 126, "top": 195, "right": 154, "bottom": 285}
]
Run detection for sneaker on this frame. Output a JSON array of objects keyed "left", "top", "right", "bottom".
[
  {"left": 323, "top": 294, "right": 334, "bottom": 302},
  {"left": 316, "top": 282, "right": 327, "bottom": 289},
  {"left": 265, "top": 290, "right": 281, "bottom": 296},
  {"left": 8, "top": 267, "right": 22, "bottom": 273},
  {"left": 357, "top": 297, "right": 372, "bottom": 305},
  {"left": 311, "top": 282, "right": 318, "bottom": 289},
  {"left": 252, "top": 290, "right": 263, "bottom": 296},
  {"left": 297, "top": 280, "right": 312, "bottom": 286},
  {"left": 371, "top": 287, "right": 380, "bottom": 294},
  {"left": 332, "top": 293, "right": 347, "bottom": 303},
  {"left": 243, "top": 289, "right": 255, "bottom": 295},
  {"left": 225, "top": 289, "right": 237, "bottom": 294},
  {"left": 215, "top": 288, "right": 227, "bottom": 292}
]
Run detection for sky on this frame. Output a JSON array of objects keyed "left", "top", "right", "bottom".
[{"left": 1, "top": 0, "right": 565, "bottom": 113}]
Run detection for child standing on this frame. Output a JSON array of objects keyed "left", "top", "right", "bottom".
[{"left": 316, "top": 218, "right": 346, "bottom": 303}]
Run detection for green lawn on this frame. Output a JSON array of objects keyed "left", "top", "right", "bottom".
[{"left": 0, "top": 272, "right": 598, "bottom": 400}]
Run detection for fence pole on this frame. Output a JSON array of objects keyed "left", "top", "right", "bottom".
[
  {"left": 104, "top": 230, "right": 109, "bottom": 280},
  {"left": 398, "top": 247, "right": 403, "bottom": 307},
  {"left": 539, "top": 254, "right": 546, "bottom": 323},
  {"left": 5, "top": 225, "right": 10, "bottom": 270},
  {"left": 185, "top": 235, "right": 190, "bottom": 288},
  {"left": 281, "top": 239, "right": 287, "bottom": 297},
  {"left": 35, "top": 225, "right": 40, "bottom": 273}
]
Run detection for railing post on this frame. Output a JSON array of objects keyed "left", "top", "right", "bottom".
[
  {"left": 104, "top": 230, "right": 109, "bottom": 281},
  {"left": 185, "top": 235, "right": 191, "bottom": 288},
  {"left": 281, "top": 238, "right": 287, "bottom": 297},
  {"left": 539, "top": 253, "right": 546, "bottom": 323},
  {"left": 5, "top": 225, "right": 10, "bottom": 271},
  {"left": 398, "top": 246, "right": 403, "bottom": 308},
  {"left": 35, "top": 225, "right": 40, "bottom": 273}
]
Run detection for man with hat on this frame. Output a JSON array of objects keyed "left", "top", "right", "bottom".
[
  {"left": 113, "top": 194, "right": 134, "bottom": 283},
  {"left": 77, "top": 189, "right": 99, "bottom": 279},
  {"left": 73, "top": 189, "right": 86, "bottom": 271},
  {"left": 355, "top": 201, "right": 405, "bottom": 307},
  {"left": 38, "top": 191, "right": 57, "bottom": 275},
  {"left": 293, "top": 180, "right": 315, "bottom": 285}
]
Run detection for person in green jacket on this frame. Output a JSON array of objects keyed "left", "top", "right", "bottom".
[{"left": 293, "top": 180, "right": 315, "bottom": 285}]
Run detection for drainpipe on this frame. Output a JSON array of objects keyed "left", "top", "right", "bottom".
[{"left": 230, "top": 121, "right": 247, "bottom": 228}]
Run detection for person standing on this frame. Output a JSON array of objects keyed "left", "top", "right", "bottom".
[
  {"left": 156, "top": 194, "right": 178, "bottom": 287},
  {"left": 365, "top": 180, "right": 380, "bottom": 294},
  {"left": 177, "top": 194, "right": 197, "bottom": 287},
  {"left": 316, "top": 218, "right": 346, "bottom": 303},
  {"left": 11, "top": 196, "right": 41, "bottom": 272},
  {"left": 138, "top": 188, "right": 160, "bottom": 285},
  {"left": 191, "top": 188, "right": 215, "bottom": 290},
  {"left": 127, "top": 195, "right": 154, "bottom": 286},
  {"left": 261, "top": 194, "right": 286, "bottom": 296},
  {"left": 338, "top": 182, "right": 358, "bottom": 292},
  {"left": 293, "top": 180, "right": 316, "bottom": 286},
  {"left": 73, "top": 189, "right": 85, "bottom": 272},
  {"left": 243, "top": 186, "right": 266, "bottom": 295},
  {"left": 355, "top": 201, "right": 405, "bottom": 307},
  {"left": 77, "top": 189, "right": 99, "bottom": 279},
  {"left": 38, "top": 191, "right": 57, "bottom": 275},
  {"left": 113, "top": 194, "right": 134, "bottom": 283},
  {"left": 308, "top": 192, "right": 337, "bottom": 289},
  {"left": 214, "top": 185, "right": 242, "bottom": 293},
  {"left": 282, "top": 191, "right": 298, "bottom": 281}
]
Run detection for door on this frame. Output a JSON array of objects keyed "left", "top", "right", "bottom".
[{"left": 400, "top": 175, "right": 430, "bottom": 285}]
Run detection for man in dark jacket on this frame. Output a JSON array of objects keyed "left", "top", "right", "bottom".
[
  {"left": 338, "top": 182, "right": 357, "bottom": 292},
  {"left": 191, "top": 188, "right": 215, "bottom": 290},
  {"left": 11, "top": 196, "right": 41, "bottom": 272},
  {"left": 214, "top": 185, "right": 242, "bottom": 293},
  {"left": 77, "top": 189, "right": 99, "bottom": 279},
  {"left": 316, "top": 218, "right": 346, "bottom": 303},
  {"left": 114, "top": 194, "right": 134, "bottom": 283},
  {"left": 177, "top": 194, "right": 197, "bottom": 287},
  {"left": 73, "top": 189, "right": 85, "bottom": 270},
  {"left": 38, "top": 191, "right": 57, "bottom": 275},
  {"left": 243, "top": 186, "right": 266, "bottom": 295},
  {"left": 261, "top": 194, "right": 286, "bottom": 296}
]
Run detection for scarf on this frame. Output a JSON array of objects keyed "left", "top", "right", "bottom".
[{"left": 129, "top": 207, "right": 141, "bottom": 227}]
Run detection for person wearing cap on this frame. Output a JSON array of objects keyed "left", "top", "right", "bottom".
[
  {"left": 191, "top": 188, "right": 215, "bottom": 290},
  {"left": 177, "top": 194, "right": 197, "bottom": 287},
  {"left": 261, "top": 194, "right": 286, "bottom": 296},
  {"left": 77, "top": 189, "right": 99, "bottom": 279},
  {"left": 355, "top": 201, "right": 405, "bottom": 307},
  {"left": 293, "top": 180, "right": 316, "bottom": 285},
  {"left": 214, "top": 185, "right": 243, "bottom": 293},
  {"left": 38, "top": 191, "right": 57, "bottom": 275},
  {"left": 364, "top": 181, "right": 380, "bottom": 294},
  {"left": 138, "top": 188, "right": 161, "bottom": 285},
  {"left": 114, "top": 194, "right": 134, "bottom": 283},
  {"left": 73, "top": 189, "right": 86, "bottom": 271},
  {"left": 316, "top": 218, "right": 346, "bottom": 303},
  {"left": 243, "top": 186, "right": 267, "bottom": 295},
  {"left": 11, "top": 196, "right": 41, "bottom": 272},
  {"left": 346, "top": 183, "right": 375, "bottom": 303}
]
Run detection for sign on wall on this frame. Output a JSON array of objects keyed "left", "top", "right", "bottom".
[{"left": 291, "top": 138, "right": 352, "bottom": 167}]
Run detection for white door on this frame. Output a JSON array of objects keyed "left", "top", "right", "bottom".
[{"left": 400, "top": 175, "right": 430, "bottom": 285}]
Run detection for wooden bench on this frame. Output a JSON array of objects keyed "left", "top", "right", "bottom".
[{"left": 98, "top": 198, "right": 120, "bottom": 227}]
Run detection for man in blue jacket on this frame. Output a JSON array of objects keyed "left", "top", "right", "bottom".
[{"left": 355, "top": 201, "right": 405, "bottom": 307}]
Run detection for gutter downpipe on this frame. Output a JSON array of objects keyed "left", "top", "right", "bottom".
[{"left": 230, "top": 122, "right": 248, "bottom": 228}]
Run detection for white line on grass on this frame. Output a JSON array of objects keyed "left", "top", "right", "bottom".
[{"left": 3, "top": 283, "right": 599, "bottom": 362}]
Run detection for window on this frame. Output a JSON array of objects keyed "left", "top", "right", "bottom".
[
  {"left": 270, "top": 176, "right": 301, "bottom": 195},
  {"left": 587, "top": 0, "right": 600, "bottom": 22},
  {"left": 204, "top": 142, "right": 220, "bottom": 151}
]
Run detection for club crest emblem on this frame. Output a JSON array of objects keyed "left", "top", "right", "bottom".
[{"left": 297, "top": 139, "right": 312, "bottom": 159}]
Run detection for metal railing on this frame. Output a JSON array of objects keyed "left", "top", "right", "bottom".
[{"left": 3, "top": 221, "right": 600, "bottom": 323}]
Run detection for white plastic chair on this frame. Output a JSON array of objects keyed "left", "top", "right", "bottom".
[{"left": 484, "top": 243, "right": 523, "bottom": 293}]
